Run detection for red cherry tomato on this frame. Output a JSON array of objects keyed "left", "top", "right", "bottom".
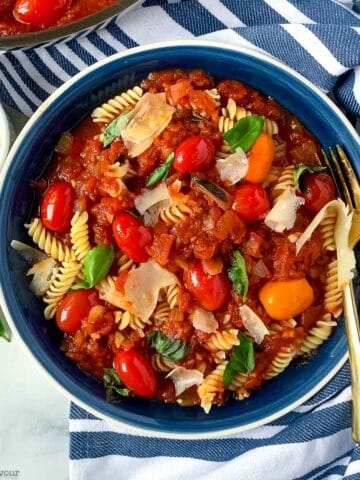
[
  {"left": 40, "top": 181, "right": 74, "bottom": 234},
  {"left": 301, "top": 172, "right": 335, "bottom": 213},
  {"left": 232, "top": 184, "right": 270, "bottom": 222},
  {"left": 13, "top": 0, "right": 71, "bottom": 26},
  {"left": 184, "top": 260, "right": 231, "bottom": 311},
  {"left": 115, "top": 349, "right": 158, "bottom": 398},
  {"left": 56, "top": 289, "right": 99, "bottom": 334},
  {"left": 113, "top": 212, "right": 154, "bottom": 263},
  {"left": 173, "top": 136, "right": 215, "bottom": 173}
]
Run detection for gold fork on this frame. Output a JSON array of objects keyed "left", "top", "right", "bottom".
[{"left": 322, "top": 145, "right": 360, "bottom": 442}]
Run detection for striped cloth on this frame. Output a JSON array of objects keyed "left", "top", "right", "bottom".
[{"left": 1, "top": 0, "right": 359, "bottom": 478}]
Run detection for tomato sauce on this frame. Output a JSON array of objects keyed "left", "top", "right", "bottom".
[
  {"left": 30, "top": 69, "right": 336, "bottom": 409},
  {"left": 0, "top": 0, "right": 117, "bottom": 37}
]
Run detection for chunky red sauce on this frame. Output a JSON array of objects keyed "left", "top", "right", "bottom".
[
  {"left": 28, "top": 69, "right": 336, "bottom": 410},
  {"left": 0, "top": 0, "right": 117, "bottom": 37}
]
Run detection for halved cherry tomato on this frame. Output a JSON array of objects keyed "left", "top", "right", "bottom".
[
  {"left": 56, "top": 289, "right": 100, "bottom": 334},
  {"left": 232, "top": 184, "right": 270, "bottom": 222},
  {"left": 13, "top": 0, "right": 71, "bottom": 26},
  {"left": 173, "top": 136, "right": 215, "bottom": 173},
  {"left": 113, "top": 212, "right": 153, "bottom": 262},
  {"left": 184, "top": 260, "right": 230, "bottom": 311},
  {"left": 115, "top": 349, "right": 158, "bottom": 398},
  {"left": 301, "top": 172, "right": 335, "bottom": 213},
  {"left": 40, "top": 181, "right": 74, "bottom": 234}
]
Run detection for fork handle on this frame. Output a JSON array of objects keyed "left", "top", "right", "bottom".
[{"left": 343, "top": 282, "right": 360, "bottom": 442}]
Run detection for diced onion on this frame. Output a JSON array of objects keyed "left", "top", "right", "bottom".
[
  {"left": 216, "top": 148, "right": 248, "bottom": 185},
  {"left": 295, "top": 199, "right": 355, "bottom": 288},
  {"left": 265, "top": 187, "right": 304, "bottom": 233},
  {"left": 192, "top": 307, "right": 219, "bottom": 333},
  {"left": 239, "top": 304, "right": 269, "bottom": 344},
  {"left": 166, "top": 367, "right": 204, "bottom": 396},
  {"left": 253, "top": 259, "right": 270, "bottom": 278}
]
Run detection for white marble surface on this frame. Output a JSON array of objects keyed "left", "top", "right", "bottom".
[{"left": 0, "top": 337, "right": 70, "bottom": 480}]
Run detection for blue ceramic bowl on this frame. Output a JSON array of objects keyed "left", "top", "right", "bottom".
[{"left": 0, "top": 41, "right": 359, "bottom": 438}]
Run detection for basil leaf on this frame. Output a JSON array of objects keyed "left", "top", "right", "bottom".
[
  {"left": 294, "top": 164, "right": 326, "bottom": 192},
  {"left": 147, "top": 331, "right": 189, "bottom": 362},
  {"left": 103, "top": 368, "right": 130, "bottom": 402},
  {"left": 103, "top": 110, "right": 132, "bottom": 148},
  {"left": 146, "top": 152, "right": 175, "bottom": 187},
  {"left": 228, "top": 250, "right": 249, "bottom": 300},
  {"left": 223, "top": 115, "right": 264, "bottom": 153},
  {"left": 192, "top": 176, "right": 227, "bottom": 202},
  {"left": 223, "top": 332, "right": 255, "bottom": 388},
  {"left": 72, "top": 245, "right": 115, "bottom": 290},
  {"left": 0, "top": 309, "right": 10, "bottom": 342}
]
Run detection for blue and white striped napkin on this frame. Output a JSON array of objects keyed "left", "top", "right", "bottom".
[{"left": 1, "top": 0, "right": 360, "bottom": 478}]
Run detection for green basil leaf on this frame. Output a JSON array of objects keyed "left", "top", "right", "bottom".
[
  {"left": 223, "top": 332, "right": 255, "bottom": 388},
  {"left": 223, "top": 115, "right": 264, "bottom": 153},
  {"left": 146, "top": 152, "right": 175, "bottom": 187},
  {"left": 192, "top": 176, "right": 227, "bottom": 202},
  {"left": 294, "top": 163, "right": 326, "bottom": 192},
  {"left": 103, "top": 110, "right": 132, "bottom": 148},
  {"left": 228, "top": 250, "right": 249, "bottom": 300},
  {"left": 73, "top": 245, "right": 115, "bottom": 290},
  {"left": 0, "top": 310, "right": 10, "bottom": 342},
  {"left": 147, "top": 331, "right": 190, "bottom": 362},
  {"left": 103, "top": 368, "right": 130, "bottom": 402}
]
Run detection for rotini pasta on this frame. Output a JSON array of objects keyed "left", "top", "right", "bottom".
[
  {"left": 43, "top": 261, "right": 82, "bottom": 319},
  {"left": 197, "top": 362, "right": 227, "bottom": 414},
  {"left": 118, "top": 254, "right": 135, "bottom": 272},
  {"left": 159, "top": 203, "right": 194, "bottom": 225},
  {"left": 152, "top": 301, "right": 171, "bottom": 324},
  {"left": 164, "top": 283, "right": 179, "bottom": 309},
  {"left": 151, "top": 354, "right": 175, "bottom": 372},
  {"left": 261, "top": 165, "right": 282, "bottom": 188},
  {"left": 320, "top": 207, "right": 337, "bottom": 251},
  {"left": 270, "top": 165, "right": 295, "bottom": 203},
  {"left": 264, "top": 347, "right": 297, "bottom": 380},
  {"left": 114, "top": 309, "right": 152, "bottom": 331},
  {"left": 91, "top": 85, "right": 143, "bottom": 124},
  {"left": 301, "top": 313, "right": 337, "bottom": 354},
  {"left": 324, "top": 260, "right": 343, "bottom": 318},
  {"left": 206, "top": 329, "right": 240, "bottom": 352},
  {"left": 70, "top": 211, "right": 91, "bottom": 264},
  {"left": 25, "top": 218, "right": 76, "bottom": 263}
]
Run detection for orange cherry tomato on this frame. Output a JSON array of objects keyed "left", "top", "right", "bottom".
[
  {"left": 13, "top": 0, "right": 71, "bottom": 26},
  {"left": 40, "top": 181, "right": 74, "bottom": 234},
  {"left": 174, "top": 136, "right": 215, "bottom": 173},
  {"left": 56, "top": 289, "right": 100, "bottom": 334},
  {"left": 259, "top": 278, "right": 314, "bottom": 321},
  {"left": 244, "top": 132, "right": 275, "bottom": 183},
  {"left": 184, "top": 260, "right": 231, "bottom": 311},
  {"left": 115, "top": 349, "right": 158, "bottom": 398},
  {"left": 113, "top": 212, "right": 154, "bottom": 263}
]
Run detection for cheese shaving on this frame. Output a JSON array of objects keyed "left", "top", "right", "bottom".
[
  {"left": 121, "top": 93, "right": 175, "bottom": 157},
  {"left": 27, "top": 257, "right": 58, "bottom": 297},
  {"left": 192, "top": 307, "right": 219, "bottom": 333},
  {"left": 239, "top": 304, "right": 269, "bottom": 344},
  {"left": 265, "top": 187, "right": 304, "bottom": 233},
  {"left": 215, "top": 148, "right": 248, "bottom": 185},
  {"left": 166, "top": 367, "right": 204, "bottom": 396},
  {"left": 295, "top": 199, "right": 355, "bottom": 287}
]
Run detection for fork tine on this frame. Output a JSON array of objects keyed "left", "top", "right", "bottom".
[
  {"left": 336, "top": 145, "right": 360, "bottom": 210},
  {"left": 329, "top": 147, "right": 355, "bottom": 209},
  {"left": 322, "top": 149, "right": 344, "bottom": 200}
]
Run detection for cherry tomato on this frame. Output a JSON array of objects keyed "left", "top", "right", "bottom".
[
  {"left": 113, "top": 212, "right": 153, "bottom": 262},
  {"left": 232, "top": 184, "right": 270, "bottom": 222},
  {"left": 13, "top": 0, "right": 71, "bottom": 26},
  {"left": 115, "top": 349, "right": 158, "bottom": 398},
  {"left": 40, "top": 181, "right": 74, "bottom": 234},
  {"left": 301, "top": 172, "right": 335, "bottom": 213},
  {"left": 173, "top": 136, "right": 215, "bottom": 173},
  {"left": 56, "top": 289, "right": 100, "bottom": 334},
  {"left": 184, "top": 260, "right": 230, "bottom": 311}
]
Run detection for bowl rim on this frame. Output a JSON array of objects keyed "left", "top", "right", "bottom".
[
  {"left": 0, "top": 0, "right": 139, "bottom": 50},
  {"left": 0, "top": 40, "right": 357, "bottom": 439}
]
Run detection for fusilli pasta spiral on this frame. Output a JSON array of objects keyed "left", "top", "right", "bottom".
[
  {"left": 114, "top": 309, "right": 152, "bottom": 331},
  {"left": 25, "top": 218, "right": 75, "bottom": 263},
  {"left": 197, "top": 361, "right": 227, "bottom": 413},
  {"left": 264, "top": 346, "right": 297, "bottom": 379},
  {"left": 151, "top": 354, "right": 175, "bottom": 372},
  {"left": 160, "top": 203, "right": 193, "bottom": 225},
  {"left": 324, "top": 260, "right": 343, "bottom": 318},
  {"left": 152, "top": 301, "right": 171, "bottom": 324},
  {"left": 206, "top": 329, "right": 240, "bottom": 352},
  {"left": 165, "top": 283, "right": 179, "bottom": 309},
  {"left": 262, "top": 165, "right": 282, "bottom": 188},
  {"left": 118, "top": 254, "right": 135, "bottom": 272},
  {"left": 70, "top": 211, "right": 91, "bottom": 264},
  {"left": 301, "top": 313, "right": 337, "bottom": 354},
  {"left": 320, "top": 207, "right": 337, "bottom": 251},
  {"left": 270, "top": 165, "right": 295, "bottom": 203},
  {"left": 91, "top": 86, "right": 143, "bottom": 124}
]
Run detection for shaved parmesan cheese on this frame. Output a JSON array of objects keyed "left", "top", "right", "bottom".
[
  {"left": 27, "top": 257, "right": 58, "bottom": 296},
  {"left": 192, "top": 307, "right": 219, "bottom": 333},
  {"left": 239, "top": 305, "right": 269, "bottom": 344},
  {"left": 216, "top": 148, "right": 248, "bottom": 185},
  {"left": 124, "top": 260, "right": 178, "bottom": 320},
  {"left": 11, "top": 240, "right": 48, "bottom": 265},
  {"left": 296, "top": 199, "right": 355, "bottom": 287},
  {"left": 265, "top": 187, "right": 304, "bottom": 233},
  {"left": 121, "top": 93, "right": 175, "bottom": 157},
  {"left": 135, "top": 183, "right": 171, "bottom": 216},
  {"left": 166, "top": 367, "right": 204, "bottom": 396}
]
